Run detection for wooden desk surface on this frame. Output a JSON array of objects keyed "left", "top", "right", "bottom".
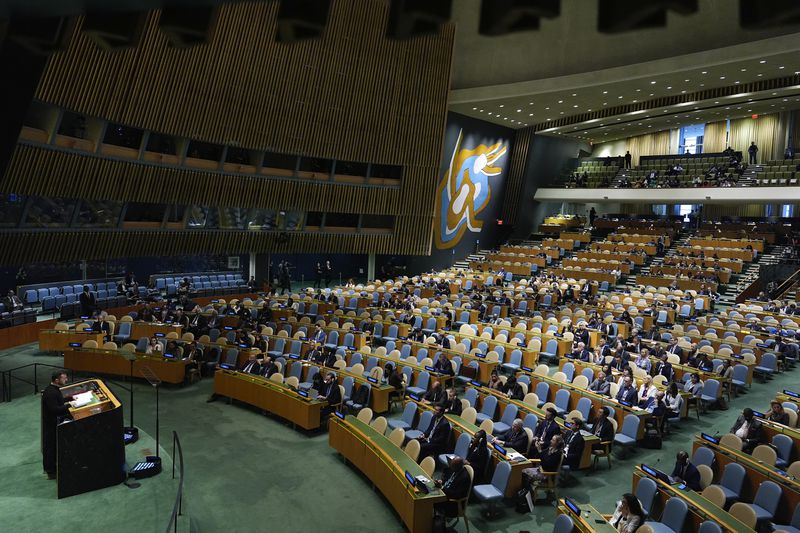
[
  {"left": 39, "top": 330, "right": 106, "bottom": 352},
  {"left": 214, "top": 369, "right": 323, "bottom": 430},
  {"left": 63, "top": 348, "right": 189, "bottom": 384},
  {"left": 329, "top": 415, "right": 446, "bottom": 533},
  {"left": 632, "top": 467, "right": 753, "bottom": 532},
  {"left": 556, "top": 500, "right": 617, "bottom": 533},
  {"left": 129, "top": 322, "right": 183, "bottom": 340},
  {"left": 691, "top": 435, "right": 800, "bottom": 523}
]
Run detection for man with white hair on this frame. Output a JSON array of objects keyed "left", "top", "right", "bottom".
[{"left": 492, "top": 418, "right": 528, "bottom": 451}]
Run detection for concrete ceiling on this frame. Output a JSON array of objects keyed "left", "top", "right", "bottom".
[{"left": 449, "top": 33, "right": 800, "bottom": 141}]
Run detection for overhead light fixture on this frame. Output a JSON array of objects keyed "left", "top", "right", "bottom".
[
  {"left": 602, "top": 90, "right": 608, "bottom": 94},
  {"left": 499, "top": 104, "right": 504, "bottom": 107},
  {"left": 720, "top": 76, "right": 725, "bottom": 79},
  {"left": 517, "top": 109, "right": 521, "bottom": 112},
  {"left": 779, "top": 66, "right": 785, "bottom": 69},
  {"left": 650, "top": 80, "right": 656, "bottom": 84},
  {"left": 740, "top": 68, "right": 746, "bottom": 72},
  {"left": 759, "top": 60, "right": 766, "bottom": 64},
  {"left": 558, "top": 100, "right": 563, "bottom": 103},
  {"left": 472, "top": 107, "right": 477, "bottom": 110},
  {"left": 666, "top": 86, "right": 672, "bottom": 89},
  {"left": 701, "top": 71, "right": 707, "bottom": 74}
]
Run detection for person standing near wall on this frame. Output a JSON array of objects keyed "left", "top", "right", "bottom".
[{"left": 748, "top": 142, "right": 758, "bottom": 164}]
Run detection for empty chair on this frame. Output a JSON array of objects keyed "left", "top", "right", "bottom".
[
  {"left": 643, "top": 496, "right": 688, "bottom": 533},
  {"left": 634, "top": 476, "right": 658, "bottom": 518},
  {"left": 553, "top": 389, "right": 570, "bottom": 417},
  {"left": 539, "top": 339, "right": 559, "bottom": 363},
  {"left": 404, "top": 410, "right": 433, "bottom": 441},
  {"left": 744, "top": 480, "right": 782, "bottom": 526},
  {"left": 463, "top": 388, "right": 478, "bottom": 408},
  {"left": 299, "top": 366, "right": 320, "bottom": 391},
  {"left": 752, "top": 444, "right": 777, "bottom": 466},
  {"left": 773, "top": 434, "right": 793, "bottom": 469},
  {"left": 711, "top": 462, "right": 746, "bottom": 507},
  {"left": 696, "top": 464, "right": 713, "bottom": 489},
  {"left": 356, "top": 407, "right": 373, "bottom": 424},
  {"left": 472, "top": 461, "right": 512, "bottom": 516},
  {"left": 345, "top": 383, "right": 371, "bottom": 413},
  {"left": 576, "top": 397, "right": 592, "bottom": 422},
  {"left": 613, "top": 414, "right": 640, "bottom": 454},
  {"left": 406, "top": 371, "right": 430, "bottom": 397},
  {"left": 438, "top": 432, "right": 471, "bottom": 468},
  {"left": 492, "top": 404, "right": 518, "bottom": 435},
  {"left": 552, "top": 514, "right": 574, "bottom": 533},
  {"left": 404, "top": 439, "right": 420, "bottom": 462},
  {"left": 535, "top": 381, "right": 549, "bottom": 406},
  {"left": 113, "top": 321, "right": 132, "bottom": 344},
  {"left": 475, "top": 395, "right": 497, "bottom": 425},
  {"left": 370, "top": 416, "right": 387, "bottom": 435},
  {"left": 728, "top": 503, "right": 757, "bottom": 529},
  {"left": 501, "top": 349, "right": 522, "bottom": 372},
  {"left": 387, "top": 402, "right": 417, "bottom": 432},
  {"left": 701, "top": 485, "right": 726, "bottom": 508},
  {"left": 771, "top": 502, "right": 800, "bottom": 533},
  {"left": 388, "top": 428, "right": 406, "bottom": 447},
  {"left": 697, "top": 521, "right": 722, "bottom": 533},
  {"left": 461, "top": 407, "right": 477, "bottom": 425},
  {"left": 753, "top": 353, "right": 777, "bottom": 381}
]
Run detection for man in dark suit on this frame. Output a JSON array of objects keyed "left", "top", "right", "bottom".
[
  {"left": 79, "top": 285, "right": 97, "bottom": 317},
  {"left": 666, "top": 338, "right": 683, "bottom": 358},
  {"left": 616, "top": 376, "right": 638, "bottom": 404},
  {"left": 41, "top": 370, "right": 74, "bottom": 479},
  {"left": 670, "top": 451, "right": 701, "bottom": 491},
  {"left": 562, "top": 418, "right": 586, "bottom": 469},
  {"left": 730, "top": 408, "right": 764, "bottom": 454},
  {"left": 439, "top": 388, "right": 462, "bottom": 415},
  {"left": 597, "top": 338, "right": 612, "bottom": 358},
  {"left": 306, "top": 344, "right": 324, "bottom": 363},
  {"left": 239, "top": 354, "right": 261, "bottom": 375},
  {"left": 531, "top": 407, "right": 561, "bottom": 457},
  {"left": 598, "top": 321, "right": 615, "bottom": 338},
  {"left": 492, "top": 418, "right": 528, "bottom": 452},
  {"left": 591, "top": 407, "right": 615, "bottom": 450},
  {"left": 423, "top": 381, "right": 445, "bottom": 404},
  {"left": 652, "top": 354, "right": 675, "bottom": 382},
  {"left": 319, "top": 372, "right": 342, "bottom": 415},
  {"left": 259, "top": 356, "right": 279, "bottom": 378},
  {"left": 3, "top": 290, "right": 24, "bottom": 311},
  {"left": 91, "top": 312, "right": 113, "bottom": 342},
  {"left": 418, "top": 405, "right": 451, "bottom": 460},
  {"left": 503, "top": 376, "right": 525, "bottom": 401},
  {"left": 433, "top": 456, "right": 471, "bottom": 520},
  {"left": 138, "top": 303, "right": 155, "bottom": 323}
]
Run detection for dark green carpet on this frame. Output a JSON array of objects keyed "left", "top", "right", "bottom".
[{"left": 0, "top": 343, "right": 794, "bottom": 532}]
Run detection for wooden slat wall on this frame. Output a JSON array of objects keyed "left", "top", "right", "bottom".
[
  {"left": 11, "top": 0, "right": 455, "bottom": 260},
  {"left": 500, "top": 127, "right": 532, "bottom": 225},
  {"left": 4, "top": 144, "right": 401, "bottom": 214},
  {"left": 0, "top": 230, "right": 396, "bottom": 266}
]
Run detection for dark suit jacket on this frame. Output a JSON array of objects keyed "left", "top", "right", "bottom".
[
  {"left": 260, "top": 362, "right": 279, "bottom": 378},
  {"left": 441, "top": 466, "right": 471, "bottom": 501},
  {"left": 730, "top": 416, "right": 764, "bottom": 443},
  {"left": 424, "top": 388, "right": 445, "bottom": 404},
  {"left": 42, "top": 383, "right": 71, "bottom": 428},
  {"left": 593, "top": 419, "right": 614, "bottom": 443},
  {"left": 589, "top": 379, "right": 611, "bottom": 396},
  {"left": 322, "top": 381, "right": 341, "bottom": 405},
  {"left": 563, "top": 430, "right": 585, "bottom": 468},
  {"left": 499, "top": 428, "right": 528, "bottom": 452},
  {"left": 666, "top": 345, "right": 683, "bottom": 357},
  {"left": 240, "top": 360, "right": 261, "bottom": 375},
  {"left": 440, "top": 397, "right": 462, "bottom": 415},
  {"left": 424, "top": 415, "right": 451, "bottom": 448},
  {"left": 505, "top": 383, "right": 524, "bottom": 401},
  {"left": 533, "top": 419, "right": 561, "bottom": 445},
  {"left": 653, "top": 361, "right": 674, "bottom": 382},
  {"left": 79, "top": 292, "right": 97, "bottom": 315},
  {"left": 671, "top": 461, "right": 701, "bottom": 491},
  {"left": 92, "top": 320, "right": 112, "bottom": 337},
  {"left": 616, "top": 385, "right": 638, "bottom": 404}
]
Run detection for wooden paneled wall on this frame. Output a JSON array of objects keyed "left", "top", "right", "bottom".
[
  {"left": 501, "top": 127, "right": 533, "bottom": 225},
  {"left": 5, "top": 144, "right": 401, "bottom": 214},
  {"left": 0, "top": 230, "right": 396, "bottom": 265},
  {"left": 4, "top": 0, "right": 455, "bottom": 260}
]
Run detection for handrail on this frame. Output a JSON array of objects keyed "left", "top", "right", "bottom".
[
  {"left": 0, "top": 363, "right": 74, "bottom": 402},
  {"left": 774, "top": 267, "right": 800, "bottom": 300},
  {"left": 735, "top": 276, "right": 763, "bottom": 304},
  {"left": 166, "top": 431, "right": 185, "bottom": 533}
]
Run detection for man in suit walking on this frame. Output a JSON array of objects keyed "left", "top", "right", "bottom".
[{"left": 418, "top": 405, "right": 451, "bottom": 460}]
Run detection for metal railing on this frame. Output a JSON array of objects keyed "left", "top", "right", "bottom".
[
  {"left": 0, "top": 363, "right": 74, "bottom": 402},
  {"left": 166, "top": 431, "right": 186, "bottom": 533}
]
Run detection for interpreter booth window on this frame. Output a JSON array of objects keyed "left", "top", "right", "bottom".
[
  {"left": 781, "top": 204, "right": 795, "bottom": 218},
  {"left": 651, "top": 204, "right": 668, "bottom": 217},
  {"left": 76, "top": 200, "right": 123, "bottom": 228},
  {"left": 187, "top": 206, "right": 219, "bottom": 229},
  {"left": 678, "top": 124, "right": 705, "bottom": 155},
  {"left": 219, "top": 207, "right": 247, "bottom": 230},
  {"left": 282, "top": 210, "right": 304, "bottom": 231},
  {"left": 0, "top": 194, "right": 26, "bottom": 227},
  {"left": 23, "top": 197, "right": 77, "bottom": 228},
  {"left": 246, "top": 209, "right": 277, "bottom": 230}
]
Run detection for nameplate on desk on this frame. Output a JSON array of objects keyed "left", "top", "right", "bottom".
[
  {"left": 289, "top": 354, "right": 300, "bottom": 360},
  {"left": 219, "top": 363, "right": 235, "bottom": 370},
  {"left": 492, "top": 444, "right": 507, "bottom": 455},
  {"left": 222, "top": 326, "right": 234, "bottom": 331},
  {"left": 619, "top": 400, "right": 632, "bottom": 407},
  {"left": 238, "top": 343, "right": 249, "bottom": 348},
  {"left": 732, "top": 354, "right": 743, "bottom": 359},
  {"left": 470, "top": 380, "right": 483, "bottom": 387},
  {"left": 475, "top": 353, "right": 486, "bottom": 359},
  {"left": 351, "top": 328, "right": 360, "bottom": 332},
  {"left": 80, "top": 315, "right": 89, "bottom": 320},
  {"left": 297, "top": 389, "right": 309, "bottom": 398},
  {"left": 163, "top": 353, "right": 176, "bottom": 359},
  {"left": 404, "top": 470, "right": 416, "bottom": 487},
  {"left": 367, "top": 376, "right": 378, "bottom": 384},
  {"left": 155, "top": 332, "right": 165, "bottom": 337},
  {"left": 165, "top": 319, "right": 174, "bottom": 324},
  {"left": 348, "top": 346, "right": 356, "bottom": 350},
  {"left": 398, "top": 336, "right": 407, "bottom": 340},
  {"left": 424, "top": 366, "right": 436, "bottom": 372},
  {"left": 279, "top": 317, "right": 287, "bottom": 321},
  {"left": 700, "top": 433, "right": 719, "bottom": 445},
  {"left": 563, "top": 497, "right": 581, "bottom": 516},
  {"left": 783, "top": 390, "right": 800, "bottom": 398},
  {"left": 752, "top": 410, "right": 765, "bottom": 418},
  {"left": 211, "top": 299, "right": 219, "bottom": 303},
  {"left": 334, "top": 411, "right": 345, "bottom": 420},
  {"left": 408, "top": 393, "right": 421, "bottom": 401},
  {"left": 69, "top": 342, "right": 82, "bottom": 348}
]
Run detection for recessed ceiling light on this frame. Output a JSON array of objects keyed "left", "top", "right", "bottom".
[
  {"left": 488, "top": 112, "right": 492, "bottom": 115},
  {"left": 759, "top": 60, "right": 766, "bottom": 64},
  {"left": 700, "top": 84, "right": 705, "bottom": 87},
  {"left": 616, "top": 118, "right": 621, "bottom": 121},
  {"left": 618, "top": 96, "right": 623, "bottom": 99},
  {"left": 720, "top": 76, "right": 725, "bottom": 79},
  {"left": 573, "top": 104, "right": 578, "bottom": 108},
  {"left": 529, "top": 113, "right": 533, "bottom": 116},
  {"left": 701, "top": 71, "right": 707, "bottom": 74},
  {"left": 572, "top": 93, "right": 577, "bottom": 97},
  {"left": 499, "top": 104, "right": 504, "bottom": 107},
  {"left": 545, "top": 107, "right": 550, "bottom": 110},
  {"left": 735, "top": 81, "right": 740, "bottom": 84},
  {"left": 649, "top": 93, "right": 654, "bottom": 96},
  {"left": 633, "top": 99, "right": 638, "bottom": 103},
  {"left": 517, "top": 109, "right": 521, "bottom": 112},
  {"left": 558, "top": 100, "right": 563, "bottom": 103},
  {"left": 779, "top": 66, "right": 785, "bottom": 69},
  {"left": 684, "top": 79, "right": 690, "bottom": 82},
  {"left": 603, "top": 102, "right": 608, "bottom": 106},
  {"left": 681, "top": 90, "right": 686, "bottom": 93},
  {"left": 560, "top": 112, "right": 564, "bottom": 114},
  {"left": 479, "top": 109, "right": 483, "bottom": 112},
  {"left": 546, "top": 118, "right": 551, "bottom": 121},
  {"left": 636, "top": 89, "right": 641, "bottom": 92},
  {"left": 740, "top": 68, "right": 746, "bottom": 72},
  {"left": 602, "top": 90, "right": 608, "bottom": 94},
  {"left": 757, "top": 73, "right": 763, "bottom": 77},
  {"left": 650, "top": 81, "right": 656, "bottom": 84},
  {"left": 667, "top": 86, "right": 672, "bottom": 89},
  {"left": 529, "top": 102, "right": 534, "bottom": 105},
  {"left": 472, "top": 107, "right": 477, "bottom": 110}
]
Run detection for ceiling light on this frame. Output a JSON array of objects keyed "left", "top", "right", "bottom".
[
  {"left": 760, "top": 60, "right": 766, "bottom": 64},
  {"left": 735, "top": 81, "right": 740, "bottom": 84},
  {"left": 701, "top": 71, "right": 707, "bottom": 74},
  {"left": 740, "top": 68, "right": 746, "bottom": 72},
  {"left": 545, "top": 107, "right": 550, "bottom": 110},
  {"left": 499, "top": 104, "right": 504, "bottom": 107},
  {"left": 779, "top": 66, "right": 785, "bottom": 69},
  {"left": 479, "top": 109, "right": 483, "bottom": 112},
  {"left": 667, "top": 86, "right": 672, "bottom": 89},
  {"left": 517, "top": 109, "right": 521, "bottom": 112},
  {"left": 572, "top": 93, "right": 577, "bottom": 97},
  {"left": 529, "top": 113, "right": 533, "bottom": 116},
  {"left": 681, "top": 90, "right": 686, "bottom": 93},
  {"left": 560, "top": 112, "right": 565, "bottom": 114},
  {"left": 529, "top": 102, "right": 534, "bottom": 105},
  {"left": 649, "top": 93, "right": 654, "bottom": 96},
  {"left": 700, "top": 84, "right": 705, "bottom": 87},
  {"left": 472, "top": 107, "right": 477, "bottom": 110},
  {"left": 546, "top": 118, "right": 551, "bottom": 121},
  {"left": 636, "top": 89, "right": 641, "bottom": 92},
  {"left": 602, "top": 90, "right": 608, "bottom": 94},
  {"left": 684, "top": 79, "right": 690, "bottom": 82},
  {"left": 757, "top": 74, "right": 763, "bottom": 77},
  {"left": 603, "top": 102, "right": 608, "bottom": 106},
  {"left": 573, "top": 104, "right": 578, "bottom": 108},
  {"left": 618, "top": 96, "right": 623, "bottom": 99},
  {"left": 633, "top": 99, "right": 638, "bottom": 103},
  {"left": 650, "top": 81, "right": 656, "bottom": 84},
  {"left": 719, "top": 76, "right": 725, "bottom": 79},
  {"left": 558, "top": 100, "right": 563, "bottom": 103}
]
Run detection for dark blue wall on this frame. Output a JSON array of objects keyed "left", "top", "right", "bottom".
[{"left": 387, "top": 112, "right": 515, "bottom": 273}]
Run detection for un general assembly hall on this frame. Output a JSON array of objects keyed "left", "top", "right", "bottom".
[{"left": 2, "top": 1, "right": 800, "bottom": 532}]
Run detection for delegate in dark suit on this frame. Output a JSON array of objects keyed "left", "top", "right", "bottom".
[
  {"left": 562, "top": 429, "right": 585, "bottom": 468},
  {"left": 79, "top": 290, "right": 97, "bottom": 317},
  {"left": 435, "top": 463, "right": 471, "bottom": 517},
  {"left": 418, "top": 411, "right": 451, "bottom": 460},
  {"left": 730, "top": 412, "right": 764, "bottom": 454},
  {"left": 589, "top": 378, "right": 611, "bottom": 396},
  {"left": 591, "top": 418, "right": 615, "bottom": 450},
  {"left": 652, "top": 360, "right": 674, "bottom": 382},
  {"left": 671, "top": 460, "right": 702, "bottom": 491},
  {"left": 41, "top": 379, "right": 72, "bottom": 477},
  {"left": 497, "top": 426, "right": 528, "bottom": 452},
  {"left": 92, "top": 320, "right": 112, "bottom": 341},
  {"left": 320, "top": 378, "right": 342, "bottom": 415},
  {"left": 616, "top": 384, "right": 638, "bottom": 404}
]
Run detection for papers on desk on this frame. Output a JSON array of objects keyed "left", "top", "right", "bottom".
[
  {"left": 579, "top": 429, "right": 592, "bottom": 437},
  {"left": 507, "top": 451, "right": 526, "bottom": 463},
  {"left": 71, "top": 391, "right": 94, "bottom": 408}
]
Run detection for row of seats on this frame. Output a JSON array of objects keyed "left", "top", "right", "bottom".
[
  {"left": 23, "top": 281, "right": 121, "bottom": 304},
  {"left": 152, "top": 272, "right": 247, "bottom": 296}
]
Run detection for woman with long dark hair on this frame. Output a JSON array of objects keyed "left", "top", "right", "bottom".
[{"left": 610, "top": 493, "right": 645, "bottom": 532}]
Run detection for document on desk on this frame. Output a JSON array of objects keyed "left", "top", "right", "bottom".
[{"left": 71, "top": 391, "right": 95, "bottom": 408}]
